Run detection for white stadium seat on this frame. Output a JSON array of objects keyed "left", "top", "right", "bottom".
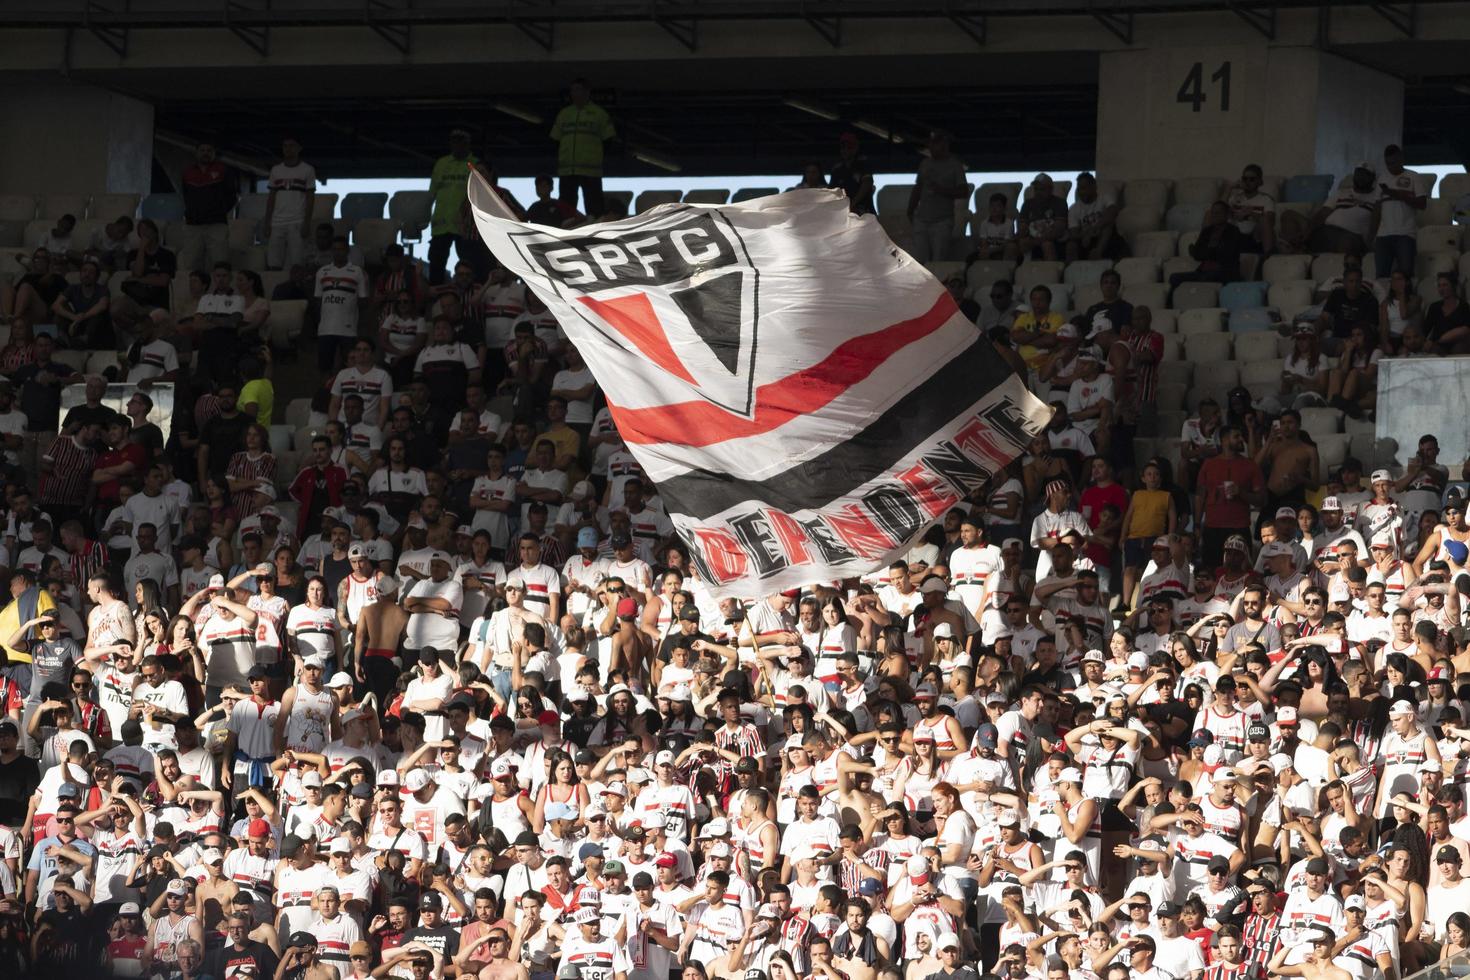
[{"left": 1115, "top": 257, "right": 1161, "bottom": 284}]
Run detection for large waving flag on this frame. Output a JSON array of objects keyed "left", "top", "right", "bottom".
[{"left": 469, "top": 176, "right": 1050, "bottom": 597}]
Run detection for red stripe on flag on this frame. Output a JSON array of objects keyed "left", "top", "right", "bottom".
[
  {"left": 581, "top": 292, "right": 698, "bottom": 386},
  {"left": 607, "top": 293, "right": 958, "bottom": 447}
]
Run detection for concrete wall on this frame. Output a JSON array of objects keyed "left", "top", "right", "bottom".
[
  {"left": 1313, "top": 54, "right": 1405, "bottom": 177},
  {"left": 0, "top": 80, "right": 153, "bottom": 195},
  {"left": 1097, "top": 45, "right": 1402, "bottom": 181}
]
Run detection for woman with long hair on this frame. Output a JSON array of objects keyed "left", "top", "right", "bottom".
[
  {"left": 812, "top": 596, "right": 858, "bottom": 689},
  {"left": 587, "top": 684, "right": 646, "bottom": 748},
  {"left": 532, "top": 749, "right": 589, "bottom": 832},
  {"left": 1168, "top": 632, "right": 1219, "bottom": 690},
  {"left": 1281, "top": 324, "right": 1329, "bottom": 408},
  {"left": 134, "top": 608, "right": 169, "bottom": 661},
  {"left": 0, "top": 317, "right": 36, "bottom": 373},
  {"left": 1424, "top": 272, "right": 1470, "bottom": 353},
  {"left": 323, "top": 419, "right": 371, "bottom": 476},
  {"left": 225, "top": 422, "right": 276, "bottom": 518},
  {"left": 234, "top": 269, "right": 272, "bottom": 341},
  {"left": 161, "top": 614, "right": 207, "bottom": 686},
  {"left": 929, "top": 781, "right": 977, "bottom": 904},
  {"left": 640, "top": 569, "right": 686, "bottom": 643},
  {"left": 1379, "top": 268, "right": 1420, "bottom": 347},
  {"left": 285, "top": 575, "right": 340, "bottom": 678},
  {"left": 202, "top": 476, "right": 238, "bottom": 544},
  {"left": 271, "top": 545, "right": 306, "bottom": 606},
  {"left": 132, "top": 577, "right": 170, "bottom": 637},
  {"left": 1329, "top": 322, "right": 1382, "bottom": 418},
  {"left": 1442, "top": 911, "right": 1470, "bottom": 962},
  {"left": 893, "top": 735, "right": 944, "bottom": 835}
]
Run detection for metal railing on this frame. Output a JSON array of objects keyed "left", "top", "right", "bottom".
[{"left": 1400, "top": 949, "right": 1470, "bottom": 980}]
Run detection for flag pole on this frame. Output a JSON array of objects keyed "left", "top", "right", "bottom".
[{"left": 467, "top": 170, "right": 522, "bottom": 224}]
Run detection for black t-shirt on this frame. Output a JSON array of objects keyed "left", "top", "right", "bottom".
[
  {"left": 1426, "top": 300, "right": 1470, "bottom": 347},
  {"left": 1322, "top": 287, "right": 1379, "bottom": 338},
  {"left": 131, "top": 423, "right": 164, "bottom": 460},
  {"left": 405, "top": 924, "right": 459, "bottom": 959},
  {"left": 1083, "top": 299, "right": 1134, "bottom": 339},
  {"left": 200, "top": 411, "right": 252, "bottom": 478},
  {"left": 207, "top": 938, "right": 279, "bottom": 979},
  {"left": 60, "top": 402, "right": 122, "bottom": 433},
  {"left": 1146, "top": 700, "right": 1195, "bottom": 746},
  {"left": 1019, "top": 195, "right": 1069, "bottom": 236},
  {"left": 19, "top": 272, "right": 66, "bottom": 307},
  {"left": 34, "top": 907, "right": 92, "bottom": 968},
  {"left": 124, "top": 246, "right": 178, "bottom": 309},
  {"left": 829, "top": 156, "right": 875, "bottom": 215},
  {"left": 0, "top": 753, "right": 40, "bottom": 825},
  {"left": 11, "top": 359, "right": 78, "bottom": 432}
]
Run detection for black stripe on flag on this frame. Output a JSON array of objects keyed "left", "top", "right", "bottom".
[{"left": 655, "top": 333, "right": 1019, "bottom": 521}]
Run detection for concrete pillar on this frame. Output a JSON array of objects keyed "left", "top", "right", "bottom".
[
  {"left": 0, "top": 79, "right": 153, "bottom": 195},
  {"left": 1097, "top": 44, "right": 1402, "bottom": 181}
]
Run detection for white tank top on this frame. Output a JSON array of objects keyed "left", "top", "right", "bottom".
[
  {"left": 914, "top": 717, "right": 959, "bottom": 752},
  {"left": 151, "top": 913, "right": 197, "bottom": 964},
  {"left": 345, "top": 573, "right": 379, "bottom": 626},
  {"left": 491, "top": 794, "right": 529, "bottom": 838}
]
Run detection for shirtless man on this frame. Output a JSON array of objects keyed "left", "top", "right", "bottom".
[
  {"left": 195, "top": 847, "right": 241, "bottom": 936},
  {"left": 1255, "top": 410, "right": 1320, "bottom": 519},
  {"left": 279, "top": 931, "right": 342, "bottom": 980},
  {"left": 354, "top": 576, "right": 408, "bottom": 704},
  {"left": 465, "top": 926, "right": 527, "bottom": 980},
  {"left": 84, "top": 572, "right": 137, "bottom": 663},
  {"left": 1268, "top": 923, "right": 1352, "bottom": 980},
  {"left": 608, "top": 597, "right": 654, "bottom": 684}
]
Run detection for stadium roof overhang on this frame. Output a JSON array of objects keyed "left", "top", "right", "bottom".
[{"left": 4, "top": 1, "right": 1470, "bottom": 177}]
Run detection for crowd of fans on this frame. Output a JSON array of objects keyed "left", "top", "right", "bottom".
[{"left": 1, "top": 81, "right": 1470, "bottom": 980}]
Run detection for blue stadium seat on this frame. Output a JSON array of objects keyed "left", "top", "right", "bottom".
[
  {"left": 340, "top": 192, "right": 388, "bottom": 222},
  {"left": 1282, "top": 174, "right": 1334, "bottom": 204},
  {"left": 1228, "top": 307, "right": 1276, "bottom": 333},
  {"left": 139, "top": 193, "right": 185, "bottom": 222},
  {"left": 732, "top": 187, "right": 779, "bottom": 204},
  {"left": 1219, "top": 281, "right": 1268, "bottom": 311}
]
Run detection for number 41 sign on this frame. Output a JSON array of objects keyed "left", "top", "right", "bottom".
[
  {"left": 1178, "top": 61, "right": 1231, "bottom": 112},
  {"left": 1160, "top": 46, "right": 1257, "bottom": 130}
]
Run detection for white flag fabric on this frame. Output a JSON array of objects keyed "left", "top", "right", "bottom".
[{"left": 469, "top": 176, "right": 1050, "bottom": 597}]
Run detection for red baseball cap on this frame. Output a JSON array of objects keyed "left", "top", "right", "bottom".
[{"left": 248, "top": 818, "right": 272, "bottom": 838}]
